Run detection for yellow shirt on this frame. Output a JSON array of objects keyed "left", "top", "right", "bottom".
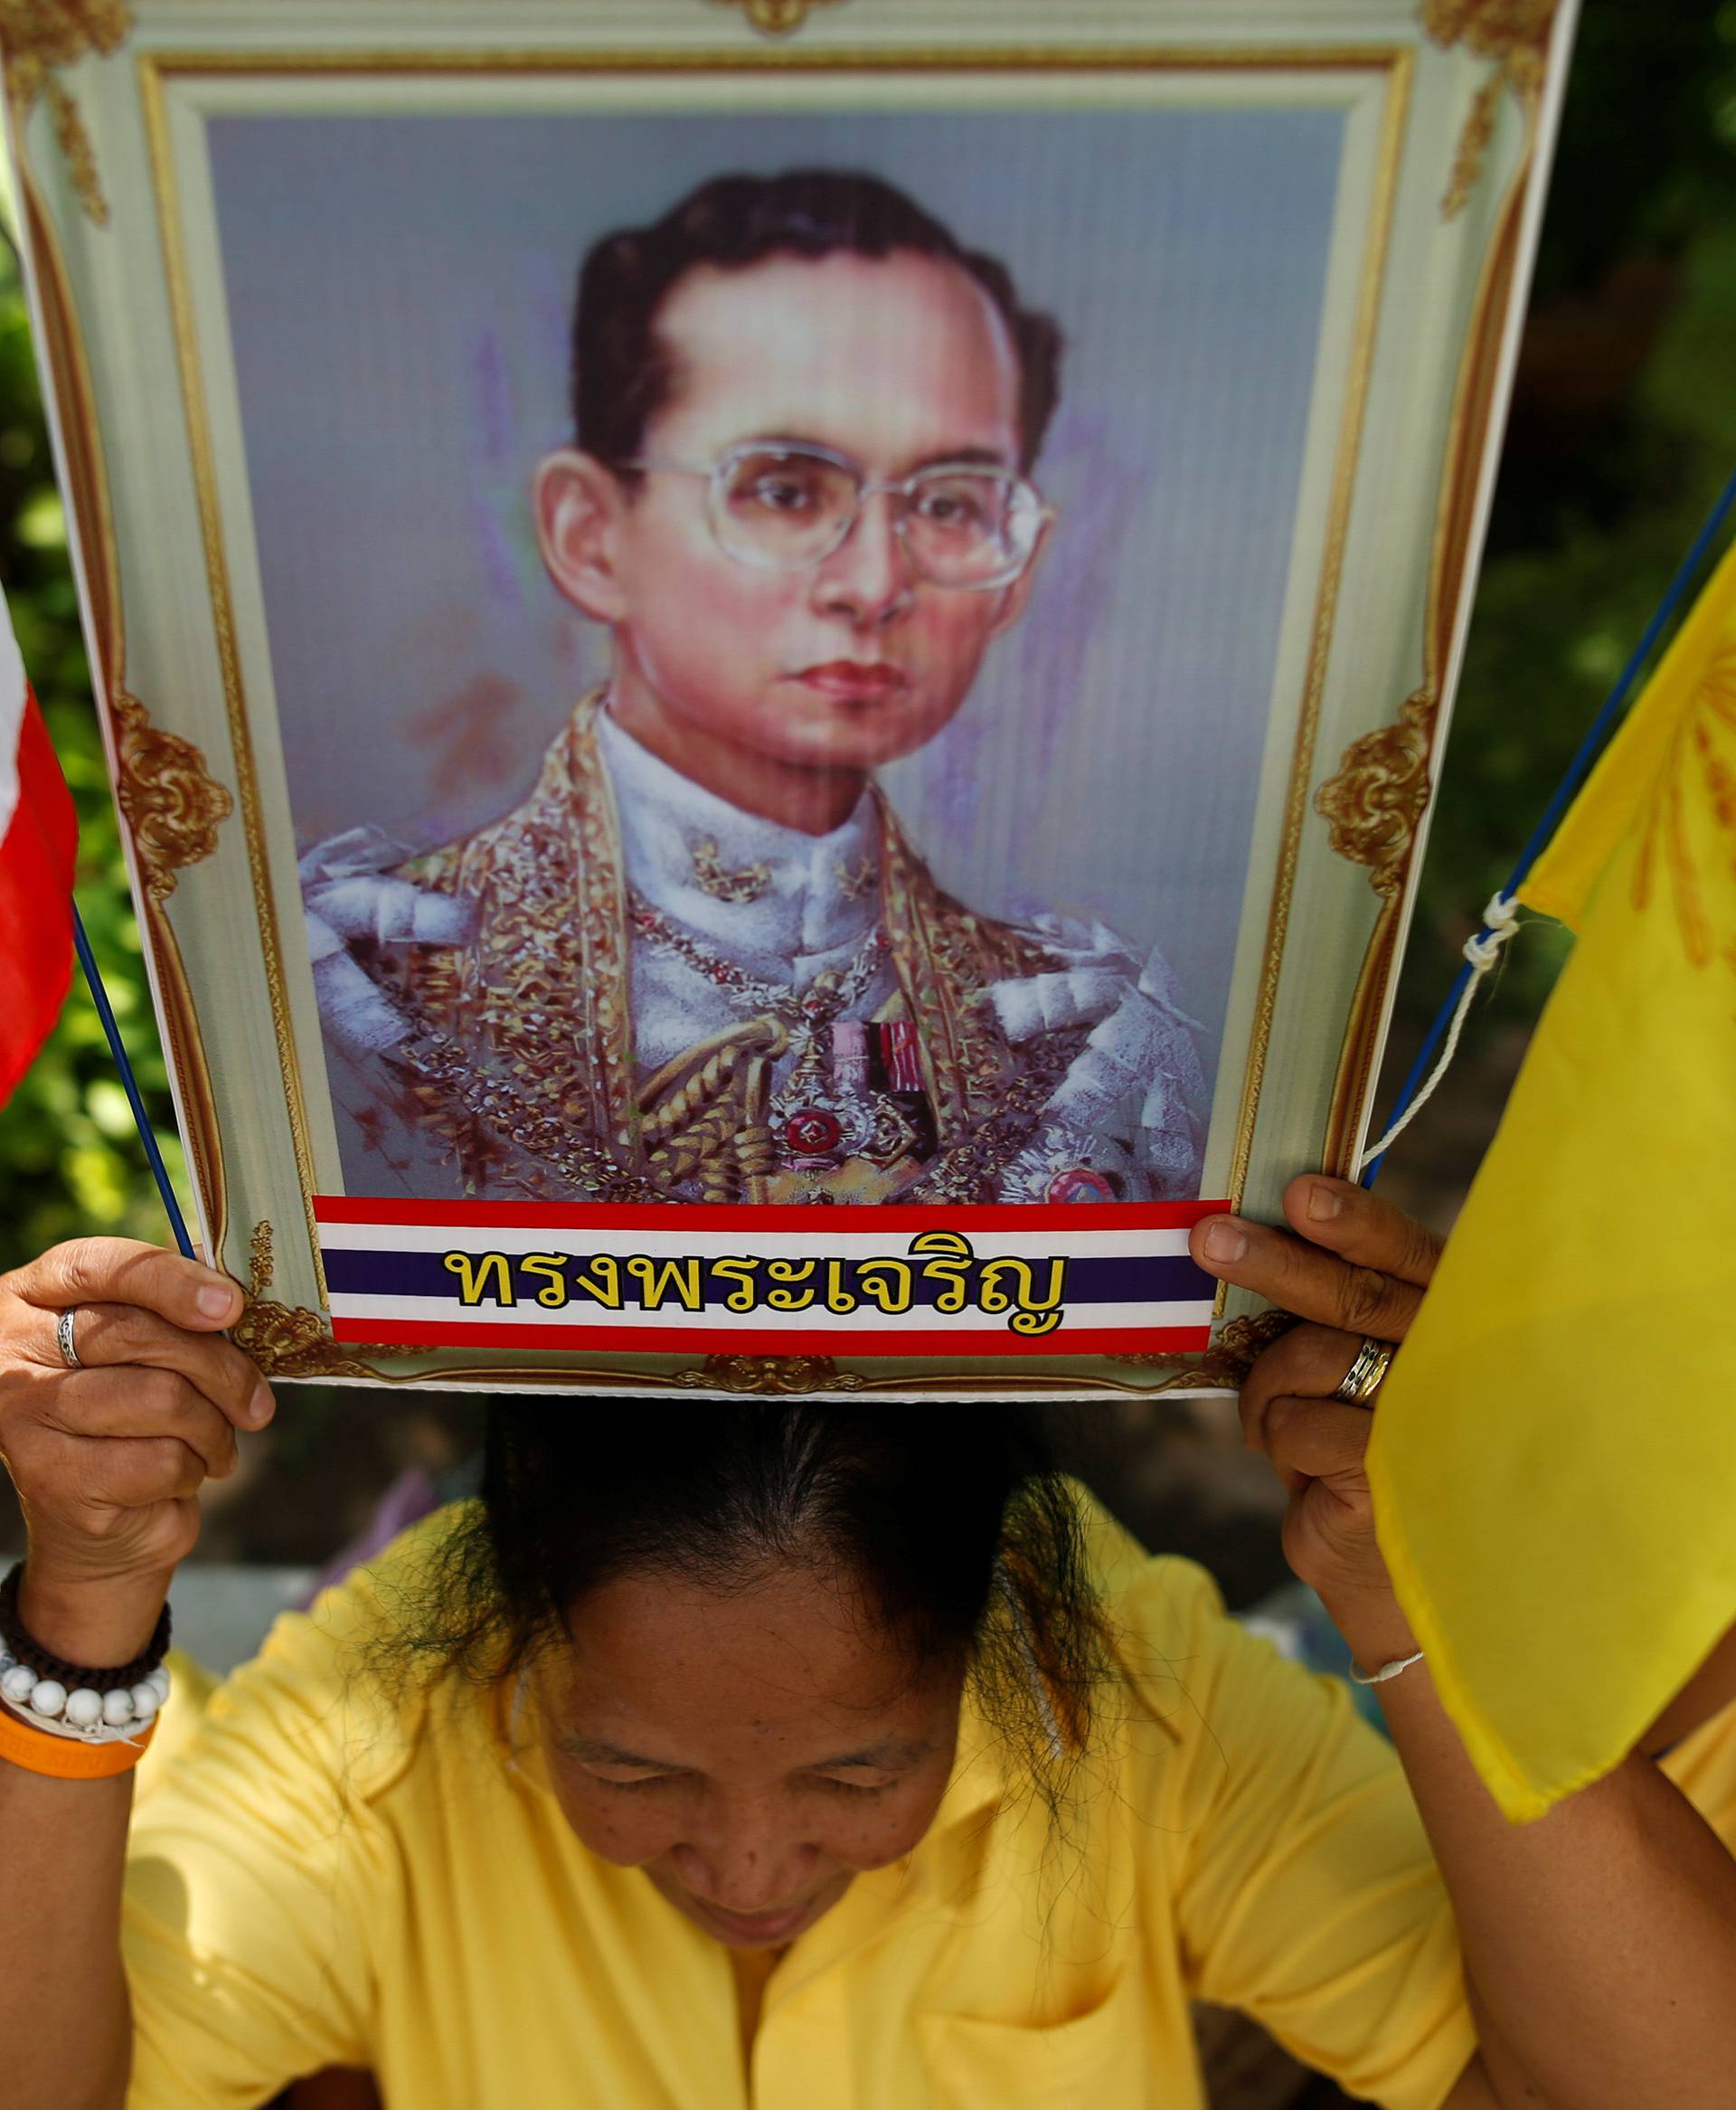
[{"left": 121, "top": 1500, "right": 1477, "bottom": 2110}]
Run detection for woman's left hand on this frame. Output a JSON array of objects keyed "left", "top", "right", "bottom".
[
  {"left": 1187, "top": 1174, "right": 1443, "bottom": 1652},
  {"left": 1190, "top": 1177, "right": 1736, "bottom": 2110}
]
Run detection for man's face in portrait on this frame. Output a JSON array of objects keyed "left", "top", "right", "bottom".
[{"left": 536, "top": 247, "right": 1048, "bottom": 825}]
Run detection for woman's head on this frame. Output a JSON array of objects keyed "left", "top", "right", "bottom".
[{"left": 417, "top": 1404, "right": 1106, "bottom": 1948}]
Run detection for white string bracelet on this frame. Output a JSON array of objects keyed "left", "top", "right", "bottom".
[
  {"left": 1349, "top": 1649, "right": 1427, "bottom": 1688},
  {"left": 0, "top": 1689, "right": 163, "bottom": 1747},
  {"left": 1356, "top": 891, "right": 1523, "bottom": 1176}
]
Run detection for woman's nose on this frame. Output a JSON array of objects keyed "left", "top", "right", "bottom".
[{"left": 670, "top": 1802, "right": 816, "bottom": 1913}]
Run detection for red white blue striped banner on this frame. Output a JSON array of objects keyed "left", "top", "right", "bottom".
[
  {"left": 315, "top": 1197, "right": 1229, "bottom": 1358},
  {"left": 0, "top": 586, "right": 76, "bottom": 1106}
]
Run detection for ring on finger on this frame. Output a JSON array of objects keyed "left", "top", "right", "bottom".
[
  {"left": 1334, "top": 1335, "right": 1394, "bottom": 1405},
  {"left": 55, "top": 1308, "right": 82, "bottom": 1371}
]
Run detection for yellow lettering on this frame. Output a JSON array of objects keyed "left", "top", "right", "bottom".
[
  {"left": 624, "top": 1254, "right": 704, "bottom": 1312},
  {"left": 765, "top": 1258, "right": 817, "bottom": 1311},
  {"left": 709, "top": 1257, "right": 761, "bottom": 1313},
  {"left": 980, "top": 1255, "right": 1069, "bottom": 1336},
  {"left": 571, "top": 1255, "right": 622, "bottom": 1310},
  {"left": 909, "top": 1229, "right": 975, "bottom": 1313},
  {"left": 442, "top": 1251, "right": 514, "bottom": 1308},
  {"left": 518, "top": 1254, "right": 571, "bottom": 1309},
  {"left": 855, "top": 1259, "right": 914, "bottom": 1315}
]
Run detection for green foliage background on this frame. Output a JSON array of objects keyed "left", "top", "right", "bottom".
[{"left": 0, "top": 5, "right": 1732, "bottom": 1264}]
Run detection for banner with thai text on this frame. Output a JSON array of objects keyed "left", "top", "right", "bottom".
[{"left": 316, "top": 1197, "right": 1227, "bottom": 1358}]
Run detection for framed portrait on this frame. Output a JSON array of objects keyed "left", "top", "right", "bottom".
[{"left": 5, "top": 0, "right": 1576, "bottom": 1397}]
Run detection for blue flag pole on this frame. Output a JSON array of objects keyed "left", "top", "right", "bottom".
[
  {"left": 1362, "top": 462, "right": 1736, "bottom": 1186},
  {"left": 71, "top": 903, "right": 197, "bottom": 1259}
]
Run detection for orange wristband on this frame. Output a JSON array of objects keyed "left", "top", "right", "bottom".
[{"left": 0, "top": 1702, "right": 156, "bottom": 1780}]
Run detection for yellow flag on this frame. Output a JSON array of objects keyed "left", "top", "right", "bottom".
[{"left": 1367, "top": 536, "right": 1736, "bottom": 1821}]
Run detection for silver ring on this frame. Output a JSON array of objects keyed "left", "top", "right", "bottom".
[
  {"left": 1334, "top": 1336, "right": 1393, "bottom": 1405},
  {"left": 55, "top": 1307, "right": 82, "bottom": 1370}
]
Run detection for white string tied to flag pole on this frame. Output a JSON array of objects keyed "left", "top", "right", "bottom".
[
  {"left": 1359, "top": 467, "right": 1736, "bottom": 1190},
  {"left": 1356, "top": 893, "right": 1523, "bottom": 1177}
]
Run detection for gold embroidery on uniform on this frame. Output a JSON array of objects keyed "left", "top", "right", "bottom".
[
  {"left": 638, "top": 1018, "right": 788, "bottom": 1203},
  {"left": 384, "top": 690, "right": 642, "bottom": 1193},
  {"left": 837, "top": 853, "right": 875, "bottom": 902},
  {"left": 373, "top": 694, "right": 1076, "bottom": 1201},
  {"left": 690, "top": 835, "right": 771, "bottom": 904}
]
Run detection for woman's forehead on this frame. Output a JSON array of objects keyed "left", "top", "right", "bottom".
[
  {"left": 646, "top": 248, "right": 1023, "bottom": 470},
  {"left": 549, "top": 1566, "right": 959, "bottom": 1766}
]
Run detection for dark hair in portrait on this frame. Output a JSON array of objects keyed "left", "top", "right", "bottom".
[
  {"left": 396, "top": 1402, "right": 1111, "bottom": 1803},
  {"left": 572, "top": 167, "right": 1067, "bottom": 474}
]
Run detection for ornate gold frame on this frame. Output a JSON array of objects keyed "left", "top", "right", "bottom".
[
  {"left": 14, "top": 158, "right": 234, "bottom": 1252},
  {"left": 10, "top": 13, "right": 1559, "bottom": 1395},
  {"left": 1316, "top": 16, "right": 1554, "bottom": 1171}
]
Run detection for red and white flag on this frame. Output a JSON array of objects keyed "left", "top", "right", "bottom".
[{"left": 0, "top": 593, "right": 77, "bottom": 1102}]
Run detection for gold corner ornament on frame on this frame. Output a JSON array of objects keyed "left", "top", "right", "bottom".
[
  {"left": 5, "top": 5, "right": 1579, "bottom": 1399},
  {"left": 712, "top": 0, "right": 849, "bottom": 36},
  {"left": 1314, "top": 685, "right": 1435, "bottom": 901},
  {"left": 110, "top": 688, "right": 233, "bottom": 904},
  {"left": 676, "top": 1355, "right": 869, "bottom": 1396},
  {"left": 231, "top": 1220, "right": 382, "bottom": 1381},
  {"left": 0, "top": 0, "right": 135, "bottom": 223},
  {"left": 1420, "top": 0, "right": 1560, "bottom": 216}
]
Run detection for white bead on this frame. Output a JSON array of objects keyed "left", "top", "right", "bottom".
[
  {"left": 129, "top": 1681, "right": 160, "bottom": 1720},
  {"left": 63, "top": 1689, "right": 104, "bottom": 1728},
  {"left": 1, "top": 1664, "right": 36, "bottom": 1706},
  {"left": 101, "top": 1688, "right": 134, "bottom": 1726},
  {"left": 29, "top": 1679, "right": 66, "bottom": 1719},
  {"left": 145, "top": 1665, "right": 171, "bottom": 1705}
]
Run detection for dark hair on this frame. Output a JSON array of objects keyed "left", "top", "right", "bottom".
[
  {"left": 573, "top": 169, "right": 1065, "bottom": 474},
  {"left": 402, "top": 1401, "right": 1110, "bottom": 1797}
]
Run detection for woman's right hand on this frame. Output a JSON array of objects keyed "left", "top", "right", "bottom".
[{"left": 0, "top": 1239, "right": 273, "bottom": 1663}]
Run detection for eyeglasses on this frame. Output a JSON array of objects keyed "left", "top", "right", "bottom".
[{"left": 625, "top": 440, "right": 1054, "bottom": 591}]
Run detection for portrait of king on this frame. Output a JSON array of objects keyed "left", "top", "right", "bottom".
[{"left": 301, "top": 171, "right": 1207, "bottom": 1206}]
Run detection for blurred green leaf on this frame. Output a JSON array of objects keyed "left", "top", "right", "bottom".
[{"left": 14, "top": 487, "right": 63, "bottom": 549}]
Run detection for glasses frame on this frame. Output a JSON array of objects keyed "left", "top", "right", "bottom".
[{"left": 624, "top": 439, "right": 1056, "bottom": 591}]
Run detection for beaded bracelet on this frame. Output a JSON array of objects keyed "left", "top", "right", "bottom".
[
  {"left": 0, "top": 1562, "right": 171, "bottom": 1690},
  {"left": 0, "top": 1647, "right": 171, "bottom": 1736}
]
